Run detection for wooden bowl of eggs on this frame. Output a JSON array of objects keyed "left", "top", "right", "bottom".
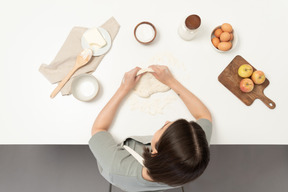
[{"left": 211, "top": 23, "right": 237, "bottom": 52}]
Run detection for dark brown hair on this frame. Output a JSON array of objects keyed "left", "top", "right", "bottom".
[{"left": 143, "top": 119, "right": 210, "bottom": 186}]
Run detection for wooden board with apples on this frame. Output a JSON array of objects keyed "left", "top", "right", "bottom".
[{"left": 218, "top": 55, "right": 276, "bottom": 109}]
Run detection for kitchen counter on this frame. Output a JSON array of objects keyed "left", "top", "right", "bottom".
[{"left": 1, "top": 0, "right": 287, "bottom": 144}]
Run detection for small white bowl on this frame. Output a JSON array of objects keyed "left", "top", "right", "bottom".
[
  {"left": 210, "top": 25, "right": 238, "bottom": 53},
  {"left": 134, "top": 22, "right": 157, "bottom": 44},
  {"left": 71, "top": 74, "right": 99, "bottom": 102}
]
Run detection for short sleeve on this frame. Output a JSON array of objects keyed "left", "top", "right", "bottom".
[
  {"left": 88, "top": 131, "right": 118, "bottom": 171},
  {"left": 196, "top": 119, "right": 212, "bottom": 145}
]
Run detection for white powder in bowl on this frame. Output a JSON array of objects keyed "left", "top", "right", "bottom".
[
  {"left": 77, "top": 81, "right": 95, "bottom": 97},
  {"left": 72, "top": 74, "right": 99, "bottom": 101},
  {"left": 136, "top": 24, "right": 155, "bottom": 43}
]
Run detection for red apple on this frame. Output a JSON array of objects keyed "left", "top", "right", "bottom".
[
  {"left": 251, "top": 70, "right": 266, "bottom": 84},
  {"left": 240, "top": 78, "right": 254, "bottom": 93}
]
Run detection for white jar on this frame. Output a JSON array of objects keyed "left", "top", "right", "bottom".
[{"left": 178, "top": 15, "right": 201, "bottom": 41}]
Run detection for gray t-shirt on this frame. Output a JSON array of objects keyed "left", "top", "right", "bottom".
[{"left": 89, "top": 119, "right": 212, "bottom": 192}]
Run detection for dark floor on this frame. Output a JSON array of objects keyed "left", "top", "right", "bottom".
[{"left": 0, "top": 145, "right": 287, "bottom": 192}]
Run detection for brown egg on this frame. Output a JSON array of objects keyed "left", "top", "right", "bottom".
[
  {"left": 230, "top": 33, "right": 234, "bottom": 41},
  {"left": 218, "top": 41, "right": 232, "bottom": 51},
  {"left": 221, "top": 23, "right": 233, "bottom": 33},
  {"left": 212, "top": 37, "right": 220, "bottom": 48},
  {"left": 220, "top": 32, "right": 231, "bottom": 42},
  {"left": 214, "top": 28, "right": 223, "bottom": 38}
]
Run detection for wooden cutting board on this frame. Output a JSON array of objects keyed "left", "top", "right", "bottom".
[{"left": 218, "top": 55, "right": 276, "bottom": 109}]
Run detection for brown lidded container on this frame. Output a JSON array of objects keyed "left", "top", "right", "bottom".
[{"left": 185, "top": 15, "right": 201, "bottom": 30}]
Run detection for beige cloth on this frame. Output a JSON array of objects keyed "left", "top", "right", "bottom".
[{"left": 39, "top": 17, "right": 120, "bottom": 95}]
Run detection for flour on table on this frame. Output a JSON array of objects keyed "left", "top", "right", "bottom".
[{"left": 129, "top": 94, "right": 177, "bottom": 115}]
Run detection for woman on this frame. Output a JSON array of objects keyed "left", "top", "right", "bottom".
[{"left": 89, "top": 65, "right": 212, "bottom": 192}]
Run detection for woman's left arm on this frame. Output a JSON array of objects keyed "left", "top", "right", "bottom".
[{"left": 91, "top": 67, "right": 142, "bottom": 136}]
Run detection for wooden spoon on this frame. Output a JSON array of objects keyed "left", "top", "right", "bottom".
[{"left": 50, "top": 49, "right": 93, "bottom": 98}]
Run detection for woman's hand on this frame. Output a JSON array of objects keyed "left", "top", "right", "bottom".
[
  {"left": 149, "top": 65, "right": 212, "bottom": 122},
  {"left": 149, "top": 65, "right": 176, "bottom": 87},
  {"left": 120, "top": 67, "right": 142, "bottom": 94}
]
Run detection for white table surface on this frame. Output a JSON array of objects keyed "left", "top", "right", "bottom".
[{"left": 1, "top": 0, "right": 287, "bottom": 144}]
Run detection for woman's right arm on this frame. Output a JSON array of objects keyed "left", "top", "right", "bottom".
[{"left": 149, "top": 65, "right": 212, "bottom": 122}]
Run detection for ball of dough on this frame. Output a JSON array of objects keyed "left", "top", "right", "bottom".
[{"left": 134, "top": 73, "right": 170, "bottom": 98}]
